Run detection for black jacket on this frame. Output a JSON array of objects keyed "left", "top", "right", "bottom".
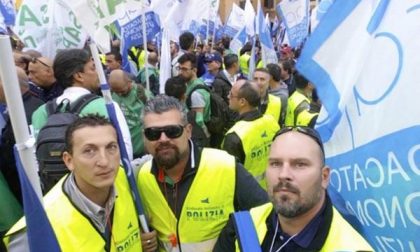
[
  {"left": 212, "top": 71, "right": 232, "bottom": 105},
  {"left": 0, "top": 91, "right": 44, "bottom": 204}
]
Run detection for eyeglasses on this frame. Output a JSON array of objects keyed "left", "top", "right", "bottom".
[
  {"left": 274, "top": 126, "right": 324, "bottom": 155},
  {"left": 29, "top": 57, "right": 50, "bottom": 68},
  {"left": 176, "top": 66, "right": 193, "bottom": 72},
  {"left": 144, "top": 125, "right": 185, "bottom": 141}
]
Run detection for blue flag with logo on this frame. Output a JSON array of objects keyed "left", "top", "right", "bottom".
[
  {"left": 297, "top": 0, "right": 420, "bottom": 250},
  {"left": 0, "top": 0, "right": 15, "bottom": 26}
]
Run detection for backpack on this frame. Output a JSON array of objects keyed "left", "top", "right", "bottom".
[
  {"left": 186, "top": 84, "right": 229, "bottom": 135},
  {"left": 36, "top": 93, "right": 99, "bottom": 193}
]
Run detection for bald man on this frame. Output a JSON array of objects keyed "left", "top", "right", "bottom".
[
  {"left": 0, "top": 67, "right": 44, "bottom": 205},
  {"left": 222, "top": 79, "right": 280, "bottom": 188},
  {"left": 109, "top": 69, "right": 151, "bottom": 158},
  {"left": 136, "top": 51, "right": 160, "bottom": 95},
  {"left": 28, "top": 57, "right": 63, "bottom": 102}
]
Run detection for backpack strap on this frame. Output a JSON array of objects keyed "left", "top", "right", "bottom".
[
  {"left": 233, "top": 211, "right": 262, "bottom": 252},
  {"left": 186, "top": 84, "right": 210, "bottom": 109},
  {"left": 69, "top": 93, "right": 100, "bottom": 114},
  {"left": 45, "top": 98, "right": 62, "bottom": 115}
]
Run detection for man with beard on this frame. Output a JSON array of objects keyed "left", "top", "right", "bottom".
[
  {"left": 214, "top": 127, "right": 373, "bottom": 251},
  {"left": 136, "top": 95, "right": 268, "bottom": 252}
]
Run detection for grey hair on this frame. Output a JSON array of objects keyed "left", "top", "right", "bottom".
[{"left": 141, "top": 94, "right": 189, "bottom": 125}]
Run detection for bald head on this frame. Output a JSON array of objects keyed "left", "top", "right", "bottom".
[
  {"left": 109, "top": 69, "right": 132, "bottom": 96},
  {"left": 148, "top": 51, "right": 158, "bottom": 66},
  {"left": 28, "top": 56, "right": 55, "bottom": 88}
]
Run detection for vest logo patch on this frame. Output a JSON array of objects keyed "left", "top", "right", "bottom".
[
  {"left": 201, "top": 198, "right": 209, "bottom": 204},
  {"left": 261, "top": 131, "right": 267, "bottom": 138},
  {"left": 185, "top": 206, "right": 226, "bottom": 222},
  {"left": 127, "top": 222, "right": 132, "bottom": 229}
]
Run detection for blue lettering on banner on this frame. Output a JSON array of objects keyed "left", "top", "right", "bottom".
[
  {"left": 121, "top": 11, "right": 160, "bottom": 46},
  {"left": 223, "top": 26, "right": 239, "bottom": 38},
  {"left": 327, "top": 126, "right": 420, "bottom": 250}
]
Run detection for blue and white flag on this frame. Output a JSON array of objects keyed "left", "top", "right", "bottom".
[
  {"left": 276, "top": 0, "right": 309, "bottom": 48},
  {"left": 119, "top": 11, "right": 160, "bottom": 73},
  {"left": 230, "top": 26, "right": 247, "bottom": 56},
  {"left": 256, "top": 0, "right": 277, "bottom": 66},
  {"left": 297, "top": 0, "right": 420, "bottom": 250},
  {"left": 0, "top": 0, "right": 14, "bottom": 33},
  {"left": 14, "top": 148, "right": 60, "bottom": 252},
  {"left": 0, "top": 0, "right": 15, "bottom": 27},
  {"left": 224, "top": 3, "right": 244, "bottom": 38},
  {"left": 310, "top": 0, "right": 335, "bottom": 32}
]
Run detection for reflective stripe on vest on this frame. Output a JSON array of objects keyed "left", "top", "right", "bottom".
[
  {"left": 137, "top": 148, "right": 236, "bottom": 252},
  {"left": 5, "top": 168, "right": 141, "bottom": 252},
  {"left": 265, "top": 94, "right": 282, "bottom": 123},
  {"left": 241, "top": 203, "right": 373, "bottom": 251},
  {"left": 225, "top": 115, "right": 279, "bottom": 189},
  {"left": 286, "top": 91, "right": 310, "bottom": 126}
]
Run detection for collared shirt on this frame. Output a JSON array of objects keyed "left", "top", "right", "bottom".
[
  {"left": 222, "top": 70, "right": 237, "bottom": 85},
  {"left": 64, "top": 173, "right": 117, "bottom": 233}
]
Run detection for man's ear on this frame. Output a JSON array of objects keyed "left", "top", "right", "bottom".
[
  {"left": 62, "top": 151, "right": 74, "bottom": 172},
  {"left": 73, "top": 72, "right": 83, "bottom": 83},
  {"left": 321, "top": 166, "right": 330, "bottom": 189}
]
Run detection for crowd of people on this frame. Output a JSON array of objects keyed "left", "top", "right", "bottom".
[{"left": 0, "top": 30, "right": 373, "bottom": 251}]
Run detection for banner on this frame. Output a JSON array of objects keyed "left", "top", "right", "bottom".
[
  {"left": 276, "top": 0, "right": 309, "bottom": 48},
  {"left": 297, "top": 0, "right": 420, "bottom": 250},
  {"left": 120, "top": 11, "right": 160, "bottom": 73},
  {"left": 14, "top": 0, "right": 87, "bottom": 58}
]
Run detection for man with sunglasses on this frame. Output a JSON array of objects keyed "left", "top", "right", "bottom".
[
  {"left": 27, "top": 56, "right": 63, "bottom": 102},
  {"left": 214, "top": 127, "right": 373, "bottom": 251},
  {"left": 136, "top": 95, "right": 268, "bottom": 252}
]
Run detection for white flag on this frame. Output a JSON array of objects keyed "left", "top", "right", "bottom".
[
  {"left": 225, "top": 3, "right": 245, "bottom": 38},
  {"left": 244, "top": 0, "right": 255, "bottom": 36},
  {"left": 15, "top": 0, "right": 87, "bottom": 58},
  {"left": 67, "top": 0, "right": 143, "bottom": 52},
  {"left": 297, "top": 0, "right": 420, "bottom": 250}
]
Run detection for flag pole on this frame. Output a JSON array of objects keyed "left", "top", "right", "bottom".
[
  {"left": 0, "top": 35, "right": 43, "bottom": 201},
  {"left": 141, "top": 4, "right": 150, "bottom": 91},
  {"left": 89, "top": 42, "right": 150, "bottom": 233}
]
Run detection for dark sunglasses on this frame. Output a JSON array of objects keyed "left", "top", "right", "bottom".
[
  {"left": 274, "top": 126, "right": 324, "bottom": 155},
  {"left": 144, "top": 125, "right": 185, "bottom": 141}
]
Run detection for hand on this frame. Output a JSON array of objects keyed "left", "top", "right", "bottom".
[{"left": 141, "top": 230, "right": 158, "bottom": 252}]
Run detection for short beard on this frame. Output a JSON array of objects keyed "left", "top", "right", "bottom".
[
  {"left": 154, "top": 143, "right": 187, "bottom": 170},
  {"left": 270, "top": 181, "right": 322, "bottom": 218}
]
